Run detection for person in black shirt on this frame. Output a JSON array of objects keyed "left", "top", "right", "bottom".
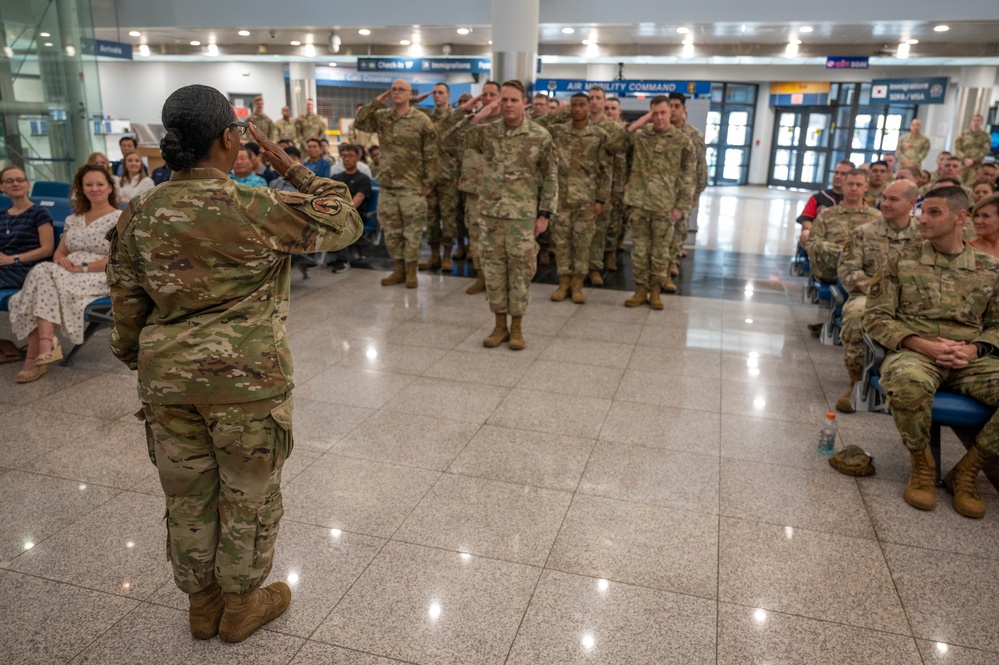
[
  {"left": 796, "top": 160, "right": 851, "bottom": 249},
  {"left": 330, "top": 144, "right": 372, "bottom": 272}
]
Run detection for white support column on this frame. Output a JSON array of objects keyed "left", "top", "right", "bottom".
[
  {"left": 288, "top": 62, "right": 317, "bottom": 117},
  {"left": 491, "top": 0, "right": 539, "bottom": 86}
]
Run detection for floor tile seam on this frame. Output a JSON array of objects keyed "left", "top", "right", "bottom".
[
  {"left": 0, "top": 565, "right": 150, "bottom": 605},
  {"left": 304, "top": 630, "right": 422, "bottom": 663},
  {"left": 64, "top": 591, "right": 152, "bottom": 664},
  {"left": 572, "top": 487, "right": 720, "bottom": 520},
  {"left": 865, "top": 513, "right": 999, "bottom": 564},
  {"left": 277, "top": 516, "right": 395, "bottom": 543},
  {"left": 589, "top": 437, "right": 724, "bottom": 464},
  {"left": 442, "top": 466, "right": 586, "bottom": 495},
  {"left": 540, "top": 559, "right": 721, "bottom": 603},
  {"left": 320, "top": 442, "right": 455, "bottom": 473},
  {"left": 712, "top": 507, "right": 878, "bottom": 542},
  {"left": 509, "top": 381, "right": 623, "bottom": 402},
  {"left": 384, "top": 535, "right": 552, "bottom": 570},
  {"left": 419, "top": 360, "right": 534, "bottom": 390},
  {"left": 719, "top": 512, "right": 903, "bottom": 546},
  {"left": 716, "top": 599, "right": 922, "bottom": 641},
  {"left": 613, "top": 394, "right": 724, "bottom": 415}
]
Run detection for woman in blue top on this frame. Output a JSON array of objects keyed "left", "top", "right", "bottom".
[{"left": 0, "top": 166, "right": 56, "bottom": 289}]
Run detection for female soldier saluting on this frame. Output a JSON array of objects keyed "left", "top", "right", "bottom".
[{"left": 107, "top": 85, "right": 362, "bottom": 643}]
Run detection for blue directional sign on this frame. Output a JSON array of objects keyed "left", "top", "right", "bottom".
[
  {"left": 871, "top": 77, "right": 949, "bottom": 104},
  {"left": 357, "top": 57, "right": 490, "bottom": 74},
  {"left": 536, "top": 79, "right": 712, "bottom": 98},
  {"left": 825, "top": 56, "right": 869, "bottom": 70},
  {"left": 80, "top": 38, "right": 132, "bottom": 60}
]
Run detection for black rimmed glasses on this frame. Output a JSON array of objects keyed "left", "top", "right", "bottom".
[{"left": 229, "top": 121, "right": 249, "bottom": 136}]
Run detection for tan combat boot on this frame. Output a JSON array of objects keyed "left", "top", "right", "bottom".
[
  {"left": 588, "top": 269, "right": 604, "bottom": 287},
  {"left": 944, "top": 445, "right": 993, "bottom": 518},
  {"left": 835, "top": 369, "right": 861, "bottom": 414},
  {"left": 466, "top": 270, "right": 486, "bottom": 295},
  {"left": 188, "top": 583, "right": 225, "bottom": 640},
  {"left": 625, "top": 286, "right": 648, "bottom": 307},
  {"left": 571, "top": 275, "right": 586, "bottom": 304},
  {"left": 441, "top": 243, "right": 454, "bottom": 272},
  {"left": 509, "top": 315, "right": 526, "bottom": 350},
  {"left": 605, "top": 251, "right": 617, "bottom": 272},
  {"left": 483, "top": 313, "right": 509, "bottom": 347},
  {"left": 419, "top": 243, "right": 441, "bottom": 271},
  {"left": 669, "top": 262, "right": 679, "bottom": 277},
  {"left": 551, "top": 275, "right": 570, "bottom": 302},
  {"left": 663, "top": 276, "right": 678, "bottom": 293},
  {"left": 903, "top": 446, "right": 937, "bottom": 511},
  {"left": 405, "top": 261, "right": 419, "bottom": 288},
  {"left": 380, "top": 259, "right": 406, "bottom": 286},
  {"left": 648, "top": 283, "right": 663, "bottom": 310},
  {"left": 218, "top": 582, "right": 292, "bottom": 643},
  {"left": 453, "top": 238, "right": 467, "bottom": 261}
]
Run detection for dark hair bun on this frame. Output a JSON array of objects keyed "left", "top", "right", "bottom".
[
  {"left": 160, "top": 128, "right": 197, "bottom": 171},
  {"left": 159, "top": 85, "right": 235, "bottom": 171}
]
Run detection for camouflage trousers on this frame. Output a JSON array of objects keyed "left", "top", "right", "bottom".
[
  {"left": 806, "top": 245, "right": 839, "bottom": 283},
  {"left": 880, "top": 350, "right": 999, "bottom": 455},
  {"left": 379, "top": 187, "right": 428, "bottom": 262},
  {"left": 604, "top": 199, "right": 628, "bottom": 253},
  {"left": 427, "top": 180, "right": 460, "bottom": 245},
  {"left": 628, "top": 207, "right": 673, "bottom": 288},
  {"left": 670, "top": 211, "right": 690, "bottom": 264},
  {"left": 140, "top": 394, "right": 293, "bottom": 595},
  {"left": 480, "top": 215, "right": 538, "bottom": 316},
  {"left": 464, "top": 194, "right": 482, "bottom": 268},
  {"left": 588, "top": 204, "right": 613, "bottom": 271},
  {"left": 840, "top": 295, "right": 867, "bottom": 378},
  {"left": 553, "top": 202, "right": 596, "bottom": 276}
]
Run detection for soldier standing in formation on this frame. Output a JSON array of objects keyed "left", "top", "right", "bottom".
[
  {"left": 415, "top": 83, "right": 459, "bottom": 272},
  {"left": 547, "top": 92, "right": 610, "bottom": 304},
  {"left": 954, "top": 114, "right": 992, "bottom": 186},
  {"left": 355, "top": 80, "right": 439, "bottom": 288},
  {"left": 864, "top": 186, "right": 999, "bottom": 519},
  {"left": 602, "top": 96, "right": 632, "bottom": 270},
  {"left": 622, "top": 95, "right": 694, "bottom": 309},
  {"left": 247, "top": 95, "right": 276, "bottom": 142},
  {"left": 107, "top": 84, "right": 363, "bottom": 643},
  {"left": 667, "top": 92, "right": 708, "bottom": 279},
  {"left": 347, "top": 103, "right": 379, "bottom": 151},
  {"left": 465, "top": 80, "right": 558, "bottom": 350},
  {"left": 896, "top": 118, "right": 931, "bottom": 169},
  {"left": 274, "top": 106, "right": 298, "bottom": 144},
  {"left": 835, "top": 180, "right": 921, "bottom": 412},
  {"left": 295, "top": 98, "right": 328, "bottom": 150}
]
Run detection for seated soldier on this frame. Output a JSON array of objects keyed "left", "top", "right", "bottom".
[
  {"left": 863, "top": 185, "right": 999, "bottom": 518},
  {"left": 835, "top": 180, "right": 921, "bottom": 412},
  {"left": 795, "top": 160, "right": 850, "bottom": 250},
  {"left": 806, "top": 169, "right": 880, "bottom": 284}
]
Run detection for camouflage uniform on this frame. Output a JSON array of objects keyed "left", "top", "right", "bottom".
[
  {"left": 274, "top": 117, "right": 298, "bottom": 144},
  {"left": 805, "top": 203, "right": 881, "bottom": 282},
  {"left": 587, "top": 117, "right": 630, "bottom": 273},
  {"left": 954, "top": 129, "right": 992, "bottom": 186},
  {"left": 354, "top": 100, "right": 439, "bottom": 262},
  {"left": 466, "top": 118, "right": 558, "bottom": 316},
  {"left": 347, "top": 123, "right": 379, "bottom": 150},
  {"left": 895, "top": 132, "right": 931, "bottom": 169},
  {"left": 671, "top": 121, "right": 708, "bottom": 264},
  {"left": 863, "top": 182, "right": 887, "bottom": 209},
  {"left": 604, "top": 147, "right": 631, "bottom": 254},
  {"left": 107, "top": 164, "right": 362, "bottom": 595},
  {"left": 295, "top": 112, "right": 328, "bottom": 149},
  {"left": 420, "top": 106, "right": 460, "bottom": 246},
  {"left": 837, "top": 216, "right": 920, "bottom": 378},
  {"left": 548, "top": 121, "right": 610, "bottom": 276},
  {"left": 623, "top": 125, "right": 694, "bottom": 289},
  {"left": 863, "top": 241, "right": 999, "bottom": 455},
  {"left": 248, "top": 112, "right": 277, "bottom": 142}
]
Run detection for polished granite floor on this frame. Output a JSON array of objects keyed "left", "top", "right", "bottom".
[{"left": 2, "top": 186, "right": 998, "bottom": 664}]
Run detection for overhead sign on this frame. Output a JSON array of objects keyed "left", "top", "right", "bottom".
[
  {"left": 357, "top": 57, "right": 490, "bottom": 74},
  {"left": 825, "top": 56, "right": 869, "bottom": 70},
  {"left": 80, "top": 38, "right": 132, "bottom": 60},
  {"left": 536, "top": 79, "right": 711, "bottom": 98},
  {"left": 769, "top": 82, "right": 830, "bottom": 106},
  {"left": 871, "top": 77, "right": 948, "bottom": 104}
]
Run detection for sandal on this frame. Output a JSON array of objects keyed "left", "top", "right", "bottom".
[
  {"left": 34, "top": 338, "right": 63, "bottom": 366},
  {"left": 15, "top": 364, "right": 47, "bottom": 383}
]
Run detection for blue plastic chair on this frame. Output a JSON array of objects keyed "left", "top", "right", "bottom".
[
  {"left": 0, "top": 194, "right": 12, "bottom": 209},
  {"left": 31, "top": 181, "right": 71, "bottom": 198},
  {"left": 33, "top": 197, "right": 74, "bottom": 224},
  {"left": 59, "top": 297, "right": 113, "bottom": 366}
]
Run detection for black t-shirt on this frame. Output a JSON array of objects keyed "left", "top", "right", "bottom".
[
  {"left": 331, "top": 170, "right": 373, "bottom": 216},
  {"left": 796, "top": 189, "right": 843, "bottom": 224}
]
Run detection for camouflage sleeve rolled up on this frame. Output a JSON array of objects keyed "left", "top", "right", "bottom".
[
  {"left": 106, "top": 211, "right": 154, "bottom": 370},
  {"left": 353, "top": 99, "right": 383, "bottom": 133},
  {"left": 861, "top": 255, "right": 912, "bottom": 350},
  {"left": 837, "top": 231, "right": 869, "bottom": 296}
]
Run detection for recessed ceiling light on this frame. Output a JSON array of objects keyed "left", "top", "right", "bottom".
[
  {"left": 906, "top": 38, "right": 918, "bottom": 44},
  {"left": 238, "top": 30, "right": 250, "bottom": 36},
  {"left": 457, "top": 28, "right": 470, "bottom": 35},
  {"left": 562, "top": 27, "right": 575, "bottom": 34},
  {"left": 400, "top": 39, "right": 411, "bottom": 45},
  {"left": 39, "top": 32, "right": 50, "bottom": 37},
  {"left": 934, "top": 25, "right": 949, "bottom": 32},
  {"left": 358, "top": 29, "right": 370, "bottom": 36},
  {"left": 207, "top": 43, "right": 219, "bottom": 56},
  {"left": 799, "top": 26, "right": 813, "bottom": 33},
  {"left": 488, "top": 40, "right": 492, "bottom": 45},
  {"left": 896, "top": 41, "right": 910, "bottom": 58},
  {"left": 128, "top": 30, "right": 141, "bottom": 37},
  {"left": 138, "top": 44, "right": 150, "bottom": 57},
  {"left": 190, "top": 40, "right": 200, "bottom": 46},
  {"left": 43, "top": 42, "right": 53, "bottom": 47},
  {"left": 677, "top": 27, "right": 690, "bottom": 34},
  {"left": 582, "top": 39, "right": 591, "bottom": 44},
  {"left": 303, "top": 43, "right": 316, "bottom": 56},
  {"left": 290, "top": 40, "right": 301, "bottom": 46},
  {"left": 328, "top": 62, "right": 337, "bottom": 67}
]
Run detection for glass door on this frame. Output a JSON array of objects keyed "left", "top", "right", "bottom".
[{"left": 768, "top": 108, "right": 834, "bottom": 190}]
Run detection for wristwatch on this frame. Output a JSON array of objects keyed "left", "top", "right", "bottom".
[
  {"left": 82, "top": 262, "right": 89, "bottom": 273},
  {"left": 975, "top": 342, "right": 993, "bottom": 358},
  {"left": 13, "top": 256, "right": 20, "bottom": 264}
]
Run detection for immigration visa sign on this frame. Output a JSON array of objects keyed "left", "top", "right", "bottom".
[{"left": 871, "top": 77, "right": 948, "bottom": 104}]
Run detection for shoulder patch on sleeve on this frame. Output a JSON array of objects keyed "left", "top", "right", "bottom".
[
  {"left": 869, "top": 274, "right": 882, "bottom": 299},
  {"left": 311, "top": 197, "right": 343, "bottom": 216}
]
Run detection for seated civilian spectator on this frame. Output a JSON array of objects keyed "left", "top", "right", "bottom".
[
  {"left": 972, "top": 180, "right": 995, "bottom": 206},
  {"left": 86, "top": 152, "right": 112, "bottom": 169},
  {"left": 111, "top": 135, "right": 138, "bottom": 176},
  {"left": 8, "top": 164, "right": 121, "bottom": 383},
  {"left": 331, "top": 151, "right": 372, "bottom": 178},
  {"left": 230, "top": 147, "right": 268, "bottom": 187},
  {"left": 244, "top": 142, "right": 278, "bottom": 184},
  {"left": 796, "top": 159, "right": 851, "bottom": 248},
  {"left": 269, "top": 147, "right": 302, "bottom": 192},
  {"left": 329, "top": 144, "right": 373, "bottom": 273},
  {"left": 151, "top": 164, "right": 173, "bottom": 185},
  {"left": 302, "top": 139, "right": 331, "bottom": 178},
  {"left": 971, "top": 194, "right": 999, "bottom": 258},
  {"left": 118, "top": 151, "right": 155, "bottom": 202},
  {"left": 319, "top": 138, "right": 333, "bottom": 161},
  {"left": 0, "top": 166, "right": 56, "bottom": 289}
]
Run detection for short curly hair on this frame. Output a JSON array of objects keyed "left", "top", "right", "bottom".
[{"left": 71, "top": 163, "right": 118, "bottom": 214}]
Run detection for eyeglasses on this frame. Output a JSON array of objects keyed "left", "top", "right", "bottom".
[
  {"left": 2, "top": 177, "right": 27, "bottom": 185},
  {"left": 390, "top": 87, "right": 409, "bottom": 93},
  {"left": 229, "top": 122, "right": 249, "bottom": 136}
]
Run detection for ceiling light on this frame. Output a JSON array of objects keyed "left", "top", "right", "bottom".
[
  {"left": 65, "top": 45, "right": 76, "bottom": 56},
  {"left": 677, "top": 27, "right": 690, "bottom": 34},
  {"left": 358, "top": 29, "right": 370, "bottom": 36},
  {"left": 303, "top": 43, "right": 316, "bottom": 56},
  {"left": 400, "top": 39, "right": 411, "bottom": 45},
  {"left": 488, "top": 40, "right": 492, "bottom": 45},
  {"left": 190, "top": 40, "right": 200, "bottom": 46},
  {"left": 582, "top": 39, "right": 591, "bottom": 45},
  {"left": 138, "top": 44, "right": 150, "bottom": 57},
  {"left": 328, "top": 62, "right": 337, "bottom": 67},
  {"left": 682, "top": 41, "right": 694, "bottom": 58},
  {"left": 906, "top": 38, "right": 918, "bottom": 44},
  {"left": 3, "top": 47, "right": 13, "bottom": 58},
  {"left": 207, "top": 43, "right": 219, "bottom": 56},
  {"left": 934, "top": 25, "right": 949, "bottom": 32},
  {"left": 799, "top": 26, "right": 813, "bottom": 33},
  {"left": 896, "top": 41, "right": 910, "bottom": 58},
  {"left": 457, "top": 28, "right": 470, "bottom": 35},
  {"left": 238, "top": 30, "right": 250, "bottom": 36},
  {"left": 290, "top": 40, "right": 301, "bottom": 46},
  {"left": 785, "top": 41, "right": 799, "bottom": 57},
  {"left": 128, "top": 31, "right": 141, "bottom": 37},
  {"left": 562, "top": 27, "right": 575, "bottom": 34},
  {"left": 39, "top": 32, "right": 50, "bottom": 37},
  {"left": 43, "top": 42, "right": 53, "bottom": 47}
]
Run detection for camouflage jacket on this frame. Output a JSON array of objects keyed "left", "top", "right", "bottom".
[
  {"left": 678, "top": 121, "right": 708, "bottom": 198},
  {"left": 438, "top": 111, "right": 502, "bottom": 194},
  {"left": 548, "top": 122, "right": 611, "bottom": 206},
  {"left": 837, "top": 216, "right": 921, "bottom": 296},
  {"left": 107, "top": 164, "right": 363, "bottom": 405},
  {"left": 295, "top": 113, "right": 327, "bottom": 145},
  {"left": 623, "top": 125, "right": 695, "bottom": 213},
  {"left": 465, "top": 117, "right": 558, "bottom": 219},
  {"left": 863, "top": 240, "right": 999, "bottom": 350},
  {"left": 895, "top": 132, "right": 931, "bottom": 168},
  {"left": 806, "top": 203, "right": 881, "bottom": 265},
  {"left": 863, "top": 182, "right": 887, "bottom": 209},
  {"left": 954, "top": 129, "right": 991, "bottom": 164},
  {"left": 274, "top": 118, "right": 298, "bottom": 143},
  {"left": 417, "top": 105, "right": 459, "bottom": 181},
  {"left": 354, "top": 100, "right": 439, "bottom": 191},
  {"left": 247, "top": 112, "right": 277, "bottom": 142}
]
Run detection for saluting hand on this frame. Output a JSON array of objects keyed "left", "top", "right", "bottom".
[
  {"left": 249, "top": 123, "right": 294, "bottom": 176},
  {"left": 376, "top": 89, "right": 391, "bottom": 104},
  {"left": 471, "top": 100, "right": 499, "bottom": 124},
  {"left": 460, "top": 94, "right": 482, "bottom": 113},
  {"left": 413, "top": 91, "right": 431, "bottom": 103}
]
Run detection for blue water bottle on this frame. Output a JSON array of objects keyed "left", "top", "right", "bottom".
[{"left": 817, "top": 412, "right": 837, "bottom": 455}]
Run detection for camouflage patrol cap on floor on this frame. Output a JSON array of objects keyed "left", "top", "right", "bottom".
[{"left": 828, "top": 444, "right": 876, "bottom": 477}]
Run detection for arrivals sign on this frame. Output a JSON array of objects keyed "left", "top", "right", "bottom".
[
  {"left": 80, "top": 38, "right": 132, "bottom": 60},
  {"left": 871, "top": 77, "right": 948, "bottom": 104},
  {"left": 825, "top": 56, "right": 869, "bottom": 69},
  {"left": 536, "top": 79, "right": 712, "bottom": 97},
  {"left": 357, "top": 57, "right": 491, "bottom": 74}
]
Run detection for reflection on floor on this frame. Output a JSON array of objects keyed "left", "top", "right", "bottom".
[{"left": 2, "top": 185, "right": 998, "bottom": 664}]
